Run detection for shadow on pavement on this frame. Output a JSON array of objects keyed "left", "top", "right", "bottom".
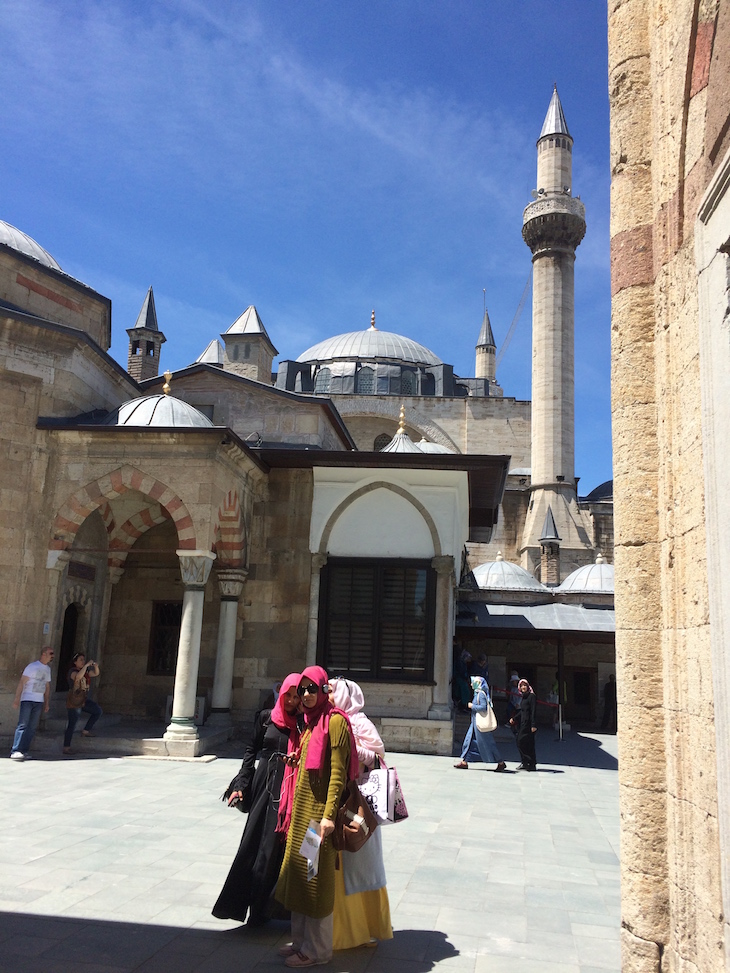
[{"left": 0, "top": 910, "right": 458, "bottom": 973}]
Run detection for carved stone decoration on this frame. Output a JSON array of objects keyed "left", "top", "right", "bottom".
[
  {"left": 217, "top": 568, "right": 248, "bottom": 601},
  {"left": 431, "top": 554, "right": 455, "bottom": 577},
  {"left": 176, "top": 550, "right": 216, "bottom": 588}
]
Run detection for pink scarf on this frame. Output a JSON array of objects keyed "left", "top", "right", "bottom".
[
  {"left": 300, "top": 666, "right": 358, "bottom": 782},
  {"left": 273, "top": 673, "right": 301, "bottom": 837}
]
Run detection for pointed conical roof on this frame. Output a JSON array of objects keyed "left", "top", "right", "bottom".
[
  {"left": 539, "top": 86, "right": 571, "bottom": 140},
  {"left": 539, "top": 505, "right": 561, "bottom": 543},
  {"left": 195, "top": 339, "right": 225, "bottom": 366},
  {"left": 477, "top": 308, "right": 495, "bottom": 349},
  {"left": 223, "top": 304, "right": 277, "bottom": 347},
  {"left": 133, "top": 287, "right": 159, "bottom": 332}
]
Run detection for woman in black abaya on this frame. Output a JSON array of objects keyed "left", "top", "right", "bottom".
[{"left": 212, "top": 672, "right": 301, "bottom": 925}]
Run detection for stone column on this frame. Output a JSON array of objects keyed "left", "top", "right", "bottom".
[
  {"left": 306, "top": 553, "right": 327, "bottom": 667},
  {"left": 164, "top": 550, "right": 216, "bottom": 743},
  {"left": 428, "top": 555, "right": 454, "bottom": 720},
  {"left": 207, "top": 568, "right": 247, "bottom": 727}
]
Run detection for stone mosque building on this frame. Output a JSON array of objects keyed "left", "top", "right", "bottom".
[{"left": 0, "top": 89, "right": 614, "bottom": 760}]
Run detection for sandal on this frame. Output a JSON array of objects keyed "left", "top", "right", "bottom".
[{"left": 453, "top": 761, "right": 468, "bottom": 769}]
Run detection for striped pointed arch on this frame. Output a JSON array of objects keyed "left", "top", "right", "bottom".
[
  {"left": 97, "top": 501, "right": 116, "bottom": 536},
  {"left": 50, "top": 465, "right": 197, "bottom": 558},
  {"left": 215, "top": 490, "right": 246, "bottom": 567},
  {"left": 108, "top": 502, "right": 172, "bottom": 573}
]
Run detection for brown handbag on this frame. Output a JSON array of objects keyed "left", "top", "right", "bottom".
[{"left": 333, "top": 779, "right": 379, "bottom": 853}]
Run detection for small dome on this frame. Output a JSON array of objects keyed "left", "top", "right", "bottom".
[
  {"left": 558, "top": 555, "right": 614, "bottom": 593},
  {"left": 103, "top": 394, "right": 214, "bottom": 428},
  {"left": 472, "top": 553, "right": 547, "bottom": 591},
  {"left": 0, "top": 220, "right": 61, "bottom": 270},
  {"left": 297, "top": 329, "right": 441, "bottom": 366},
  {"left": 417, "top": 439, "right": 455, "bottom": 454}
]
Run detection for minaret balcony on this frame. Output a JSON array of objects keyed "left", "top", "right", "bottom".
[{"left": 522, "top": 196, "right": 586, "bottom": 254}]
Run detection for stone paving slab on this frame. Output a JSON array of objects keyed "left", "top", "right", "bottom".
[{"left": 0, "top": 730, "right": 619, "bottom": 973}]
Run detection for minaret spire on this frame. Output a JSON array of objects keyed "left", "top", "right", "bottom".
[
  {"left": 520, "top": 88, "right": 591, "bottom": 580},
  {"left": 475, "top": 305, "right": 496, "bottom": 382}
]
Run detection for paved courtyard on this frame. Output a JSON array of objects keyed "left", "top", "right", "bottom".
[{"left": 0, "top": 729, "right": 620, "bottom": 973}]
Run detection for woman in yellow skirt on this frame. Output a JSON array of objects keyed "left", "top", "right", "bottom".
[{"left": 329, "top": 678, "right": 393, "bottom": 950}]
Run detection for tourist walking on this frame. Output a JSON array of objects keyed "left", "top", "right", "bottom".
[
  {"left": 63, "top": 653, "right": 102, "bottom": 754},
  {"left": 275, "top": 666, "right": 358, "bottom": 968},
  {"left": 511, "top": 678, "right": 538, "bottom": 771},
  {"left": 454, "top": 675, "right": 506, "bottom": 772},
  {"left": 10, "top": 646, "right": 54, "bottom": 760},
  {"left": 213, "top": 672, "right": 302, "bottom": 926},
  {"left": 329, "top": 677, "right": 392, "bottom": 950}
]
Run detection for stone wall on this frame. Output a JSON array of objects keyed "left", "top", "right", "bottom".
[
  {"left": 0, "top": 250, "right": 111, "bottom": 349},
  {"left": 608, "top": 1, "right": 729, "bottom": 968}
]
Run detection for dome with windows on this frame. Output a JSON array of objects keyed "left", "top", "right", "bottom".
[
  {"left": 297, "top": 326, "right": 441, "bottom": 367},
  {"left": 472, "top": 553, "right": 547, "bottom": 591},
  {"left": 103, "top": 394, "right": 214, "bottom": 428},
  {"left": 0, "top": 220, "right": 62, "bottom": 270},
  {"left": 557, "top": 555, "right": 614, "bottom": 593}
]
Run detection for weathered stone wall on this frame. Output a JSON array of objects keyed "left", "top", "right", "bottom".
[
  {"left": 158, "top": 370, "right": 349, "bottom": 449},
  {"left": 608, "top": 1, "right": 728, "bottom": 968},
  {"left": 0, "top": 250, "right": 111, "bottom": 349},
  {"left": 233, "top": 468, "right": 314, "bottom": 716},
  {"left": 334, "top": 393, "right": 532, "bottom": 463}
]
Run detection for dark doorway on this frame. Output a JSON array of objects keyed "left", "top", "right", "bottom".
[{"left": 56, "top": 603, "right": 79, "bottom": 691}]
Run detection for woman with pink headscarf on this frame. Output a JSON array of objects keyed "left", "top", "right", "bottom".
[
  {"left": 275, "top": 666, "right": 358, "bottom": 968},
  {"left": 329, "top": 677, "right": 393, "bottom": 951},
  {"left": 212, "top": 673, "right": 301, "bottom": 926}
]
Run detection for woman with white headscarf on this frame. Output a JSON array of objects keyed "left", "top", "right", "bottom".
[{"left": 329, "top": 677, "right": 393, "bottom": 951}]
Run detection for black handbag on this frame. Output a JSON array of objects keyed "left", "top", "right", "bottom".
[{"left": 333, "top": 779, "right": 379, "bottom": 853}]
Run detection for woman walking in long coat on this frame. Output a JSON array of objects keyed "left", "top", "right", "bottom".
[
  {"left": 275, "top": 666, "right": 358, "bottom": 968},
  {"left": 454, "top": 675, "right": 506, "bottom": 772},
  {"left": 212, "top": 672, "right": 301, "bottom": 925}
]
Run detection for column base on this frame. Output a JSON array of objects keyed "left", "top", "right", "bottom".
[
  {"left": 427, "top": 702, "right": 452, "bottom": 720},
  {"left": 163, "top": 718, "right": 200, "bottom": 742}
]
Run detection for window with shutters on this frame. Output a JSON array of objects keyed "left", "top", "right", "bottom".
[
  {"left": 314, "top": 367, "right": 331, "bottom": 393},
  {"left": 357, "top": 366, "right": 375, "bottom": 394},
  {"left": 318, "top": 559, "right": 435, "bottom": 682}
]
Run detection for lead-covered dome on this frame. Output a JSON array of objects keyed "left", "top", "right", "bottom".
[
  {"left": 103, "top": 394, "right": 214, "bottom": 428},
  {"left": 558, "top": 555, "right": 614, "bottom": 593},
  {"left": 297, "top": 328, "right": 441, "bottom": 366},
  {"left": 0, "top": 220, "right": 62, "bottom": 270},
  {"left": 472, "top": 553, "right": 547, "bottom": 591}
]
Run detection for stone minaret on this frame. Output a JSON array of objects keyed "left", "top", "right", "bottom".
[
  {"left": 520, "top": 87, "right": 592, "bottom": 578},
  {"left": 475, "top": 306, "right": 496, "bottom": 382},
  {"left": 127, "top": 286, "right": 166, "bottom": 382}
]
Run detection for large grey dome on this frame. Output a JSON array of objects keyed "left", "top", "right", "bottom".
[
  {"left": 297, "top": 328, "right": 441, "bottom": 366},
  {"left": 103, "top": 394, "right": 214, "bottom": 428},
  {"left": 472, "top": 554, "right": 547, "bottom": 591},
  {"left": 0, "top": 220, "right": 62, "bottom": 271}
]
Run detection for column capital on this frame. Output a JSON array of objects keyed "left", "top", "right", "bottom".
[
  {"left": 176, "top": 550, "right": 216, "bottom": 589},
  {"left": 217, "top": 568, "right": 248, "bottom": 600},
  {"left": 431, "top": 555, "right": 454, "bottom": 577},
  {"left": 312, "top": 553, "right": 328, "bottom": 571}
]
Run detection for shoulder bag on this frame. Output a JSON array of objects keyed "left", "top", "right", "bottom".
[{"left": 333, "top": 779, "right": 379, "bottom": 853}]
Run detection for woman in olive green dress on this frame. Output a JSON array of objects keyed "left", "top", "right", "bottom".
[{"left": 275, "top": 666, "right": 357, "bottom": 968}]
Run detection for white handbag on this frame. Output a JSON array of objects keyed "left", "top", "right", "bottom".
[{"left": 475, "top": 703, "right": 497, "bottom": 733}]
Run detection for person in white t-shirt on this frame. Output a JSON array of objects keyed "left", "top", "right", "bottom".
[{"left": 10, "top": 646, "right": 54, "bottom": 761}]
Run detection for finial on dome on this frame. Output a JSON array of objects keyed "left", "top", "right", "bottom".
[
  {"left": 596, "top": 553, "right": 605, "bottom": 564},
  {"left": 397, "top": 402, "right": 406, "bottom": 433},
  {"left": 369, "top": 309, "right": 378, "bottom": 331},
  {"left": 496, "top": 551, "right": 504, "bottom": 561},
  {"left": 162, "top": 370, "right": 172, "bottom": 395}
]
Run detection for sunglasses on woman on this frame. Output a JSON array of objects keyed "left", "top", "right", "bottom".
[{"left": 297, "top": 683, "right": 319, "bottom": 697}]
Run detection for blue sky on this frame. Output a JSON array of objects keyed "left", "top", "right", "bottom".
[{"left": 2, "top": 0, "right": 611, "bottom": 492}]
